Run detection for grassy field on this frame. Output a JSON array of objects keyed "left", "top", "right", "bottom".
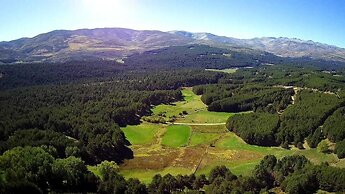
[
  {"left": 190, "top": 125, "right": 228, "bottom": 133},
  {"left": 205, "top": 68, "right": 238, "bottom": 74},
  {"left": 121, "top": 123, "right": 160, "bottom": 145},
  {"left": 180, "top": 111, "right": 234, "bottom": 123},
  {"left": 161, "top": 125, "right": 191, "bottom": 147},
  {"left": 152, "top": 88, "right": 233, "bottom": 123},
  {"left": 195, "top": 159, "right": 261, "bottom": 177},
  {"left": 109, "top": 88, "right": 345, "bottom": 184},
  {"left": 189, "top": 133, "right": 220, "bottom": 146},
  {"left": 152, "top": 89, "right": 206, "bottom": 118},
  {"left": 215, "top": 133, "right": 291, "bottom": 155}
]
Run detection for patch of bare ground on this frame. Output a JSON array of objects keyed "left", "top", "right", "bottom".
[
  {"left": 171, "top": 147, "right": 206, "bottom": 168},
  {"left": 121, "top": 148, "right": 180, "bottom": 170}
]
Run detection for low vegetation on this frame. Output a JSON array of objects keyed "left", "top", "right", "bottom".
[
  {"left": 121, "top": 123, "right": 160, "bottom": 145},
  {"left": 161, "top": 125, "right": 191, "bottom": 147},
  {"left": 189, "top": 133, "right": 220, "bottom": 146}
]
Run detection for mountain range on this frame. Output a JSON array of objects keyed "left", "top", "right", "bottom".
[{"left": 1, "top": 27, "right": 345, "bottom": 64}]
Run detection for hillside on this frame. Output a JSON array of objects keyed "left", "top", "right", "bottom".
[
  {"left": 1, "top": 27, "right": 345, "bottom": 64},
  {"left": 170, "top": 31, "right": 345, "bottom": 62},
  {"left": 0, "top": 28, "right": 192, "bottom": 63}
]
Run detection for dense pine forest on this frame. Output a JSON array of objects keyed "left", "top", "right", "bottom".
[{"left": 1, "top": 45, "right": 345, "bottom": 193}]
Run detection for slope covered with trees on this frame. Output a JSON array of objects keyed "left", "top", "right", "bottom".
[
  {"left": 226, "top": 112, "right": 280, "bottom": 146},
  {"left": 277, "top": 90, "right": 344, "bottom": 145},
  {"left": 197, "top": 84, "right": 293, "bottom": 113},
  {"left": 224, "top": 89, "right": 345, "bottom": 147}
]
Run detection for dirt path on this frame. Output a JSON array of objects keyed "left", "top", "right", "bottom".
[
  {"left": 274, "top": 85, "right": 337, "bottom": 97},
  {"left": 276, "top": 85, "right": 337, "bottom": 115}
]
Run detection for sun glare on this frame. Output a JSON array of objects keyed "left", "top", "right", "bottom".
[{"left": 81, "top": 0, "right": 130, "bottom": 17}]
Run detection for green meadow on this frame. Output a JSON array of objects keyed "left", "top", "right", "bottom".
[
  {"left": 152, "top": 88, "right": 233, "bottom": 123},
  {"left": 205, "top": 68, "right": 238, "bottom": 74},
  {"left": 121, "top": 123, "right": 160, "bottom": 145},
  {"left": 152, "top": 89, "right": 206, "bottom": 118},
  {"left": 189, "top": 133, "right": 220, "bottom": 146},
  {"left": 162, "top": 125, "right": 191, "bottom": 147},
  {"left": 116, "top": 88, "right": 345, "bottom": 184}
]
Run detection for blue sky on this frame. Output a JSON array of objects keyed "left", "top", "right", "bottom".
[{"left": 1, "top": 0, "right": 345, "bottom": 47}]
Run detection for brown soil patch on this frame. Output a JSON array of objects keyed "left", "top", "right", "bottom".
[
  {"left": 121, "top": 148, "right": 180, "bottom": 170},
  {"left": 172, "top": 147, "right": 206, "bottom": 168}
]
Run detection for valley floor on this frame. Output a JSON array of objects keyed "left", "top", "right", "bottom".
[{"left": 118, "top": 88, "right": 345, "bottom": 184}]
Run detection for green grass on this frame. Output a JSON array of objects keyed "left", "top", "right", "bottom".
[
  {"left": 189, "top": 133, "right": 220, "bottom": 146},
  {"left": 153, "top": 88, "right": 234, "bottom": 123},
  {"left": 152, "top": 89, "right": 206, "bottom": 118},
  {"left": 181, "top": 111, "right": 234, "bottom": 123},
  {"left": 216, "top": 132, "right": 343, "bottom": 166},
  {"left": 215, "top": 133, "right": 296, "bottom": 160},
  {"left": 121, "top": 123, "right": 160, "bottom": 145},
  {"left": 216, "top": 133, "right": 270, "bottom": 152},
  {"left": 161, "top": 125, "right": 191, "bottom": 147},
  {"left": 196, "top": 160, "right": 260, "bottom": 177},
  {"left": 205, "top": 68, "right": 238, "bottom": 74},
  {"left": 293, "top": 149, "right": 340, "bottom": 165},
  {"left": 215, "top": 133, "right": 289, "bottom": 154}
]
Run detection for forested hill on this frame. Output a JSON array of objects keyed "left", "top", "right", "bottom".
[
  {"left": 1, "top": 44, "right": 344, "bottom": 91},
  {"left": 125, "top": 45, "right": 345, "bottom": 70}
]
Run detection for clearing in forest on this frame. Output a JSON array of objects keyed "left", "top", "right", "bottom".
[
  {"left": 205, "top": 68, "right": 238, "bottom": 74},
  {"left": 117, "top": 88, "right": 345, "bottom": 184},
  {"left": 152, "top": 89, "right": 233, "bottom": 123}
]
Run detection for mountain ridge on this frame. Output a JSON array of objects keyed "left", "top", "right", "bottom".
[
  {"left": 1, "top": 27, "right": 345, "bottom": 64},
  {"left": 169, "top": 30, "right": 345, "bottom": 61}
]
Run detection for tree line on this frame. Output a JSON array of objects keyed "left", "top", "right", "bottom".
[
  {"left": 2, "top": 146, "right": 345, "bottom": 194},
  {"left": 195, "top": 83, "right": 293, "bottom": 113}
]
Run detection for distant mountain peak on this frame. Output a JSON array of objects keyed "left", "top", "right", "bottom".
[
  {"left": 1, "top": 27, "right": 345, "bottom": 64},
  {"left": 171, "top": 31, "right": 345, "bottom": 61}
]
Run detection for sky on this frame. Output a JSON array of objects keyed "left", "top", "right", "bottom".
[{"left": 0, "top": 0, "right": 345, "bottom": 47}]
